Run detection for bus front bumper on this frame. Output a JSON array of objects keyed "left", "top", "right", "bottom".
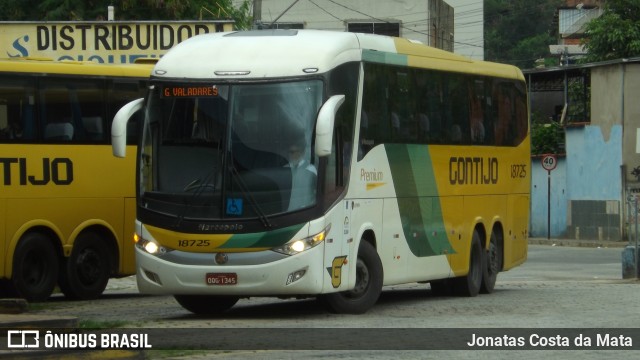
[{"left": 135, "top": 245, "right": 326, "bottom": 296}]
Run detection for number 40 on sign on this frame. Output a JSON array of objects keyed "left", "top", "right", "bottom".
[{"left": 541, "top": 154, "right": 557, "bottom": 172}]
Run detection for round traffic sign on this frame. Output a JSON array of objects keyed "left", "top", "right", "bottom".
[{"left": 541, "top": 154, "right": 557, "bottom": 171}]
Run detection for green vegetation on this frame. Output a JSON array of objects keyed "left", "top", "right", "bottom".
[
  {"left": 0, "top": 0, "right": 252, "bottom": 29},
  {"left": 582, "top": 0, "right": 640, "bottom": 62},
  {"left": 484, "top": 0, "right": 563, "bottom": 69},
  {"left": 531, "top": 115, "right": 563, "bottom": 155}
]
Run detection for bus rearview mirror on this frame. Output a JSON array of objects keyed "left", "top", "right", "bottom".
[
  {"left": 112, "top": 98, "right": 144, "bottom": 158},
  {"left": 315, "top": 95, "right": 345, "bottom": 157}
]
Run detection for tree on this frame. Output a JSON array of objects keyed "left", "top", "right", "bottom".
[
  {"left": 582, "top": 0, "right": 640, "bottom": 62},
  {"left": 485, "top": 0, "right": 563, "bottom": 69},
  {"left": 0, "top": 0, "right": 251, "bottom": 29}
]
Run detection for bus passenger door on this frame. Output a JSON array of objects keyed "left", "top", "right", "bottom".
[{"left": 322, "top": 199, "right": 353, "bottom": 293}]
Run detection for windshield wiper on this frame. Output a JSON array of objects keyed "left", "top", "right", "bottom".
[
  {"left": 174, "top": 170, "right": 217, "bottom": 228},
  {"left": 228, "top": 163, "right": 272, "bottom": 229}
]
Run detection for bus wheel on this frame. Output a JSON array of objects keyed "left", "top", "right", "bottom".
[
  {"left": 59, "top": 232, "right": 111, "bottom": 300},
  {"left": 452, "top": 230, "right": 483, "bottom": 297},
  {"left": 12, "top": 233, "right": 59, "bottom": 302},
  {"left": 174, "top": 295, "right": 239, "bottom": 315},
  {"left": 480, "top": 230, "right": 502, "bottom": 294},
  {"left": 320, "top": 241, "right": 383, "bottom": 314}
]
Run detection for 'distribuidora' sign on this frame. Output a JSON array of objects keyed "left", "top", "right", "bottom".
[{"left": 0, "top": 21, "right": 234, "bottom": 64}]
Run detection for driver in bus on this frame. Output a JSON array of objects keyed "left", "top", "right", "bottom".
[{"left": 285, "top": 134, "right": 317, "bottom": 210}]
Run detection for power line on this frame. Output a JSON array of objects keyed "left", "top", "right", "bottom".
[{"left": 316, "top": 0, "right": 483, "bottom": 49}]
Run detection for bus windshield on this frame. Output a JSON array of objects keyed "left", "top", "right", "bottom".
[{"left": 140, "top": 80, "right": 323, "bottom": 221}]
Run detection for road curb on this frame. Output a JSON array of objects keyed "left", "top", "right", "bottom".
[
  {"left": 0, "top": 313, "right": 78, "bottom": 328},
  {"left": 528, "top": 238, "right": 628, "bottom": 248}
]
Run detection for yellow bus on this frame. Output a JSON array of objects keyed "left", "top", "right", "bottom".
[
  {"left": 0, "top": 58, "right": 151, "bottom": 301},
  {"left": 112, "top": 30, "right": 529, "bottom": 314}
]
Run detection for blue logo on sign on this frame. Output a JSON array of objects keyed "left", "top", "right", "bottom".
[
  {"left": 8, "top": 35, "right": 29, "bottom": 57},
  {"left": 226, "top": 198, "right": 243, "bottom": 216}
]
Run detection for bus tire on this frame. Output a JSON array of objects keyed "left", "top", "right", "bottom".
[
  {"left": 12, "top": 232, "right": 59, "bottom": 302},
  {"left": 452, "top": 230, "right": 483, "bottom": 297},
  {"left": 480, "top": 230, "right": 502, "bottom": 294},
  {"left": 59, "top": 232, "right": 111, "bottom": 300},
  {"left": 174, "top": 295, "right": 239, "bottom": 315},
  {"left": 319, "top": 240, "right": 383, "bottom": 314}
]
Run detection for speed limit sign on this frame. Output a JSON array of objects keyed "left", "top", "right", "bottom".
[{"left": 541, "top": 154, "right": 557, "bottom": 171}]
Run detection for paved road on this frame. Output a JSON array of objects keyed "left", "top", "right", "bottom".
[{"left": 17, "top": 245, "right": 640, "bottom": 359}]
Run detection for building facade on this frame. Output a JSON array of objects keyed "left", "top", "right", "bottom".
[
  {"left": 526, "top": 58, "right": 640, "bottom": 241},
  {"left": 249, "top": 0, "right": 455, "bottom": 52},
  {"left": 550, "top": 0, "right": 604, "bottom": 65}
]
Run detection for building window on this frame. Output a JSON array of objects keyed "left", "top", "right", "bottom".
[
  {"left": 260, "top": 22, "right": 304, "bottom": 30},
  {"left": 347, "top": 22, "right": 400, "bottom": 37}
]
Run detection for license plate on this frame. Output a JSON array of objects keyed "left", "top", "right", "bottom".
[{"left": 206, "top": 273, "right": 237, "bottom": 285}]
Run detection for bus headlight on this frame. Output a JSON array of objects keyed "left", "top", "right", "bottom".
[
  {"left": 272, "top": 224, "right": 331, "bottom": 256},
  {"left": 134, "top": 233, "right": 168, "bottom": 255}
]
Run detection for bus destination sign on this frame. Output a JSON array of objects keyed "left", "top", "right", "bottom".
[{"left": 162, "top": 85, "right": 219, "bottom": 98}]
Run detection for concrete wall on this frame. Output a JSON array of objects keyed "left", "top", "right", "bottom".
[
  {"left": 589, "top": 62, "right": 640, "bottom": 240},
  {"left": 531, "top": 126, "right": 623, "bottom": 240},
  {"left": 564, "top": 125, "right": 623, "bottom": 240},
  {"left": 618, "top": 64, "right": 640, "bottom": 184},
  {"left": 528, "top": 61, "right": 640, "bottom": 241}
]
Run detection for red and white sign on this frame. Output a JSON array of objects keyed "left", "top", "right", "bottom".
[{"left": 541, "top": 154, "right": 557, "bottom": 172}]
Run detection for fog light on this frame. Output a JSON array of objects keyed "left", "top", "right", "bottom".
[{"left": 286, "top": 269, "right": 307, "bottom": 285}]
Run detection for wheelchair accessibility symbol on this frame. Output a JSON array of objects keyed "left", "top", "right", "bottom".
[{"left": 226, "top": 198, "right": 243, "bottom": 216}]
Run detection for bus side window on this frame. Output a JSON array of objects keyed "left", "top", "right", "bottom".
[
  {"left": 0, "top": 101, "right": 8, "bottom": 138},
  {"left": 359, "top": 63, "right": 389, "bottom": 159},
  {"left": 40, "top": 78, "right": 107, "bottom": 143},
  {"left": 0, "top": 76, "right": 37, "bottom": 141}
]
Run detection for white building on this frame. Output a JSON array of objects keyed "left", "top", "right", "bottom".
[
  {"left": 446, "top": 0, "right": 484, "bottom": 60},
  {"left": 239, "top": 0, "right": 456, "bottom": 52}
]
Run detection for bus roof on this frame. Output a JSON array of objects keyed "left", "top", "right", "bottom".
[
  {"left": 0, "top": 57, "right": 154, "bottom": 78},
  {"left": 152, "top": 29, "right": 523, "bottom": 81}
]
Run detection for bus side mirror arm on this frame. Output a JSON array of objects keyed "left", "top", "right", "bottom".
[
  {"left": 112, "top": 98, "right": 144, "bottom": 158},
  {"left": 315, "top": 94, "right": 345, "bottom": 157}
]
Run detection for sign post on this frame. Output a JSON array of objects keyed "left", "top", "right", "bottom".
[{"left": 541, "top": 154, "right": 557, "bottom": 240}]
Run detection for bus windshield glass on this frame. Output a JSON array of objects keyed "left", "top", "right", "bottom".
[{"left": 140, "top": 80, "right": 323, "bottom": 220}]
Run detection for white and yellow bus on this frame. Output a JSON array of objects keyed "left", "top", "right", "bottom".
[
  {"left": 0, "top": 58, "right": 152, "bottom": 301},
  {"left": 112, "top": 30, "right": 530, "bottom": 314}
]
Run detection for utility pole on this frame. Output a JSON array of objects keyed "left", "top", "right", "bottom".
[
  {"left": 252, "top": 0, "right": 300, "bottom": 29},
  {"left": 270, "top": 0, "right": 300, "bottom": 28},
  {"left": 253, "top": 0, "right": 262, "bottom": 29}
]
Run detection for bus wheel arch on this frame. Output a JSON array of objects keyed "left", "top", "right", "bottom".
[
  {"left": 481, "top": 223, "right": 504, "bottom": 294},
  {"left": 319, "top": 235, "right": 383, "bottom": 314},
  {"left": 11, "top": 228, "right": 62, "bottom": 302},
  {"left": 58, "top": 227, "right": 115, "bottom": 300}
]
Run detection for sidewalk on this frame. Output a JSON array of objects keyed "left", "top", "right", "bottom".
[{"left": 528, "top": 237, "right": 629, "bottom": 248}]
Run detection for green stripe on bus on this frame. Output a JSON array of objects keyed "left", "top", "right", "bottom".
[
  {"left": 219, "top": 224, "right": 305, "bottom": 249},
  {"left": 385, "top": 144, "right": 455, "bottom": 257},
  {"left": 362, "top": 49, "right": 408, "bottom": 66}
]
